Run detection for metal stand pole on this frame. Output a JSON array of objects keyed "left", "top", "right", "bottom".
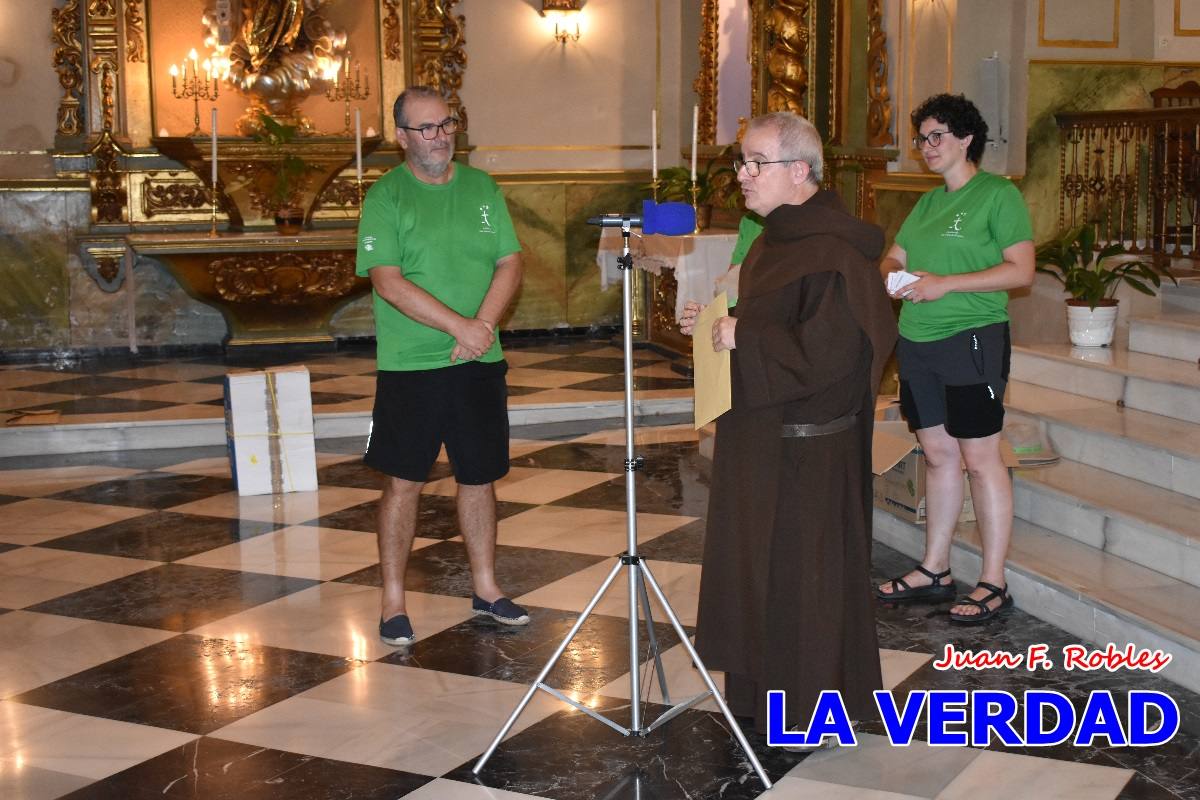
[{"left": 472, "top": 221, "right": 772, "bottom": 790}]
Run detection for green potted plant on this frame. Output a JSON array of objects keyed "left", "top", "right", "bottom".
[
  {"left": 1035, "top": 223, "right": 1175, "bottom": 347},
  {"left": 648, "top": 149, "right": 739, "bottom": 230},
  {"left": 252, "top": 113, "right": 310, "bottom": 234}
]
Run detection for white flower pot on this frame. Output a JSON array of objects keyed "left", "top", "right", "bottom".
[{"left": 1066, "top": 302, "right": 1118, "bottom": 347}]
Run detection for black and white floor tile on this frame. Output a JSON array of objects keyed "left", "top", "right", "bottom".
[{"left": 0, "top": 342, "right": 1196, "bottom": 799}]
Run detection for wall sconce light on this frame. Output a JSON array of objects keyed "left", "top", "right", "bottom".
[{"left": 542, "top": 0, "right": 582, "bottom": 44}]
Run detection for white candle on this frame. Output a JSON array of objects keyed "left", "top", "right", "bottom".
[
  {"left": 354, "top": 108, "right": 363, "bottom": 184},
  {"left": 690, "top": 104, "right": 699, "bottom": 182},
  {"left": 210, "top": 107, "right": 218, "bottom": 189},
  {"left": 651, "top": 108, "right": 657, "bottom": 182}
]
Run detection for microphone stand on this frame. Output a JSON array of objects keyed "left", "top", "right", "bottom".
[{"left": 472, "top": 217, "right": 772, "bottom": 790}]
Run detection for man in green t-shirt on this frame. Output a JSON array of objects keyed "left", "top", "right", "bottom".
[{"left": 356, "top": 86, "right": 526, "bottom": 646}]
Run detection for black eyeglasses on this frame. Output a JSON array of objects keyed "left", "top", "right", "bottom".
[
  {"left": 734, "top": 158, "right": 802, "bottom": 177},
  {"left": 912, "top": 129, "right": 949, "bottom": 148},
  {"left": 399, "top": 117, "right": 460, "bottom": 140}
]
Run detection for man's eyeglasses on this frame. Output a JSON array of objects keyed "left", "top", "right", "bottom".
[
  {"left": 912, "top": 129, "right": 949, "bottom": 149},
  {"left": 734, "top": 158, "right": 802, "bottom": 177},
  {"left": 400, "top": 117, "right": 460, "bottom": 140}
]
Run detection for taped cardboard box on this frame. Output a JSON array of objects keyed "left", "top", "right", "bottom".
[
  {"left": 224, "top": 366, "right": 318, "bottom": 497},
  {"left": 871, "top": 420, "right": 1018, "bottom": 524}
]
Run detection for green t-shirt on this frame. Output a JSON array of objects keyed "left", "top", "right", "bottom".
[
  {"left": 356, "top": 163, "right": 521, "bottom": 371},
  {"left": 729, "top": 212, "right": 764, "bottom": 266},
  {"left": 894, "top": 171, "right": 1032, "bottom": 342}
]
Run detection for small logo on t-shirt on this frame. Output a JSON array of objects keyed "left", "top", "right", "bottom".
[
  {"left": 362, "top": 235, "right": 377, "bottom": 252},
  {"left": 479, "top": 204, "right": 495, "bottom": 234},
  {"left": 942, "top": 212, "right": 966, "bottom": 239}
]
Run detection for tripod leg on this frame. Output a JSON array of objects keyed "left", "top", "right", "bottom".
[
  {"left": 636, "top": 561, "right": 773, "bottom": 789},
  {"left": 473, "top": 558, "right": 626, "bottom": 775},
  {"left": 636, "top": 571, "right": 671, "bottom": 705}
]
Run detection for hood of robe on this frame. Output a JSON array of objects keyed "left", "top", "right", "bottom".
[{"left": 738, "top": 189, "right": 898, "bottom": 395}]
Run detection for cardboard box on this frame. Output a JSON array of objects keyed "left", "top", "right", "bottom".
[
  {"left": 224, "top": 366, "right": 318, "bottom": 497},
  {"left": 871, "top": 420, "right": 1018, "bottom": 524}
]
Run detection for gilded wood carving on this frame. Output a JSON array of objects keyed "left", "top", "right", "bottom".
[
  {"left": 764, "top": 0, "right": 810, "bottom": 116},
  {"left": 406, "top": 0, "right": 468, "bottom": 128},
  {"left": 52, "top": 0, "right": 85, "bottom": 137},
  {"left": 866, "top": 0, "right": 892, "bottom": 146},
  {"left": 208, "top": 252, "right": 359, "bottom": 305},
  {"left": 383, "top": 0, "right": 403, "bottom": 60},
  {"left": 695, "top": 0, "right": 719, "bottom": 145},
  {"left": 124, "top": 0, "right": 146, "bottom": 62}
]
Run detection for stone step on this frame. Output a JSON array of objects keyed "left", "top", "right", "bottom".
[
  {"left": 1013, "top": 458, "right": 1200, "bottom": 588},
  {"left": 1004, "top": 381, "right": 1200, "bottom": 500},
  {"left": 873, "top": 510, "right": 1200, "bottom": 695},
  {"left": 1010, "top": 343, "right": 1200, "bottom": 424},
  {"left": 1160, "top": 277, "right": 1200, "bottom": 314},
  {"left": 1128, "top": 311, "right": 1200, "bottom": 363},
  {"left": 0, "top": 396, "right": 694, "bottom": 458}
]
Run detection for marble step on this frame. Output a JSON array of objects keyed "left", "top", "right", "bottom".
[
  {"left": 1013, "top": 459, "right": 1200, "bottom": 588},
  {"left": 1128, "top": 312, "right": 1200, "bottom": 363},
  {"left": 0, "top": 396, "right": 694, "bottom": 458},
  {"left": 873, "top": 510, "right": 1200, "bottom": 696},
  {"left": 1160, "top": 277, "right": 1200, "bottom": 314},
  {"left": 1004, "top": 381, "right": 1200, "bottom": 500},
  {"left": 1010, "top": 343, "right": 1200, "bottom": 424}
]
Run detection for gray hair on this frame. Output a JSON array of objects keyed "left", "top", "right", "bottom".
[
  {"left": 748, "top": 112, "right": 824, "bottom": 184},
  {"left": 393, "top": 86, "right": 446, "bottom": 127}
]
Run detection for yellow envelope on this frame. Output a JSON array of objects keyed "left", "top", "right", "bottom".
[{"left": 693, "top": 292, "right": 732, "bottom": 428}]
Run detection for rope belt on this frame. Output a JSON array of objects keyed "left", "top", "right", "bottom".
[{"left": 781, "top": 412, "right": 858, "bottom": 438}]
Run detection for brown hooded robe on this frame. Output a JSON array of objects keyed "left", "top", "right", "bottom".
[{"left": 695, "top": 190, "right": 898, "bottom": 733}]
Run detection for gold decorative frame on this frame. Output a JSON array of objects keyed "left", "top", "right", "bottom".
[
  {"left": 1176, "top": 0, "right": 1200, "bottom": 35},
  {"left": 1038, "top": 0, "right": 1120, "bottom": 48}
]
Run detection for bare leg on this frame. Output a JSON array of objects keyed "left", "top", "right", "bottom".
[
  {"left": 878, "top": 424, "right": 963, "bottom": 595},
  {"left": 953, "top": 433, "right": 1012, "bottom": 616},
  {"left": 457, "top": 482, "right": 504, "bottom": 602},
  {"left": 377, "top": 476, "right": 423, "bottom": 620}
]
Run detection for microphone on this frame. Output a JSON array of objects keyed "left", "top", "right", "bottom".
[{"left": 587, "top": 200, "right": 697, "bottom": 236}]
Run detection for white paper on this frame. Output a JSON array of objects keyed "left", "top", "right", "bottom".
[{"left": 887, "top": 270, "right": 920, "bottom": 294}]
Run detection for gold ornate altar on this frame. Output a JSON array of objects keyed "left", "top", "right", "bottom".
[
  {"left": 126, "top": 230, "right": 367, "bottom": 346},
  {"left": 55, "top": 0, "right": 472, "bottom": 346},
  {"left": 48, "top": 0, "right": 896, "bottom": 350}
]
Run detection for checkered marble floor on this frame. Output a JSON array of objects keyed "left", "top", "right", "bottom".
[
  {"left": 0, "top": 340, "right": 692, "bottom": 427},
  {"left": 0, "top": 417, "right": 1197, "bottom": 798}
]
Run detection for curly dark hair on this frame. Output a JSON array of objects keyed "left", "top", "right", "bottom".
[{"left": 911, "top": 93, "right": 988, "bottom": 164}]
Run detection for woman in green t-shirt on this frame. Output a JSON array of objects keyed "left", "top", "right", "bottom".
[{"left": 874, "top": 94, "right": 1034, "bottom": 624}]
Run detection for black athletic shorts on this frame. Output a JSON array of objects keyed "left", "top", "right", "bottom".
[
  {"left": 364, "top": 360, "right": 510, "bottom": 485},
  {"left": 897, "top": 322, "right": 1010, "bottom": 439}
]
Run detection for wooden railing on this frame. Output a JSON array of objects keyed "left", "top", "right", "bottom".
[{"left": 1055, "top": 107, "right": 1200, "bottom": 261}]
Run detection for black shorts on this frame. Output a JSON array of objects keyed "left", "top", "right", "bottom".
[
  {"left": 364, "top": 360, "right": 510, "bottom": 485},
  {"left": 897, "top": 322, "right": 1010, "bottom": 439}
]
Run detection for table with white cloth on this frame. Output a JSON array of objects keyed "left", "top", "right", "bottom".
[{"left": 595, "top": 227, "right": 738, "bottom": 351}]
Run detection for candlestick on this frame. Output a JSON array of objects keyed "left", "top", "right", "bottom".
[
  {"left": 690, "top": 104, "right": 699, "bottom": 182},
  {"left": 210, "top": 106, "right": 219, "bottom": 238},
  {"left": 651, "top": 108, "right": 657, "bottom": 183},
  {"left": 355, "top": 108, "right": 363, "bottom": 208}
]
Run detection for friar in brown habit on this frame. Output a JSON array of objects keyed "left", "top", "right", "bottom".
[{"left": 679, "top": 112, "right": 898, "bottom": 734}]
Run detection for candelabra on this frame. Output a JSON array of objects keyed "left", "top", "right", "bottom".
[
  {"left": 325, "top": 56, "right": 369, "bottom": 135},
  {"left": 169, "top": 50, "right": 219, "bottom": 136}
]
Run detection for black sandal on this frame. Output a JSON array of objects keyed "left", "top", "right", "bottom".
[
  {"left": 948, "top": 581, "right": 1014, "bottom": 625},
  {"left": 875, "top": 564, "right": 955, "bottom": 601}
]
